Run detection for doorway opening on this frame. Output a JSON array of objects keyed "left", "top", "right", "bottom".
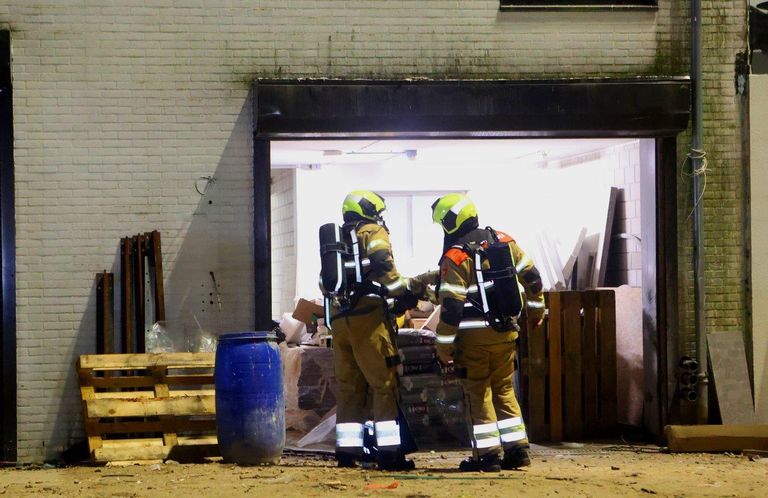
[{"left": 252, "top": 79, "right": 688, "bottom": 440}]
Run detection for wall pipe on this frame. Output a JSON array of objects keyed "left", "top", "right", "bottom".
[{"left": 691, "top": 0, "right": 709, "bottom": 423}]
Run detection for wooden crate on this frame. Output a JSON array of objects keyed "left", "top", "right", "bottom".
[
  {"left": 519, "top": 289, "right": 617, "bottom": 443},
  {"left": 76, "top": 352, "right": 218, "bottom": 463}
]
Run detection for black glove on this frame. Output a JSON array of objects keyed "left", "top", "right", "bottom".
[{"left": 392, "top": 290, "right": 419, "bottom": 316}]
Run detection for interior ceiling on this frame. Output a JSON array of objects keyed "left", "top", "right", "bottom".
[{"left": 270, "top": 138, "right": 638, "bottom": 168}]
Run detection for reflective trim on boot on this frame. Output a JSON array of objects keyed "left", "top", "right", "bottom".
[
  {"left": 375, "top": 420, "right": 401, "bottom": 448},
  {"left": 336, "top": 422, "right": 365, "bottom": 450}
]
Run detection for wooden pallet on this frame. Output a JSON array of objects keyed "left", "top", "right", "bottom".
[
  {"left": 77, "top": 352, "right": 218, "bottom": 463},
  {"left": 519, "top": 289, "right": 617, "bottom": 443}
]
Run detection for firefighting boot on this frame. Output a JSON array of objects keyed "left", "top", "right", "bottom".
[
  {"left": 501, "top": 446, "right": 531, "bottom": 470},
  {"left": 335, "top": 451, "right": 358, "bottom": 468},
  {"left": 458, "top": 453, "right": 502, "bottom": 473},
  {"left": 377, "top": 451, "right": 416, "bottom": 471}
]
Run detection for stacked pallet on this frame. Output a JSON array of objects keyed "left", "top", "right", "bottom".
[
  {"left": 77, "top": 352, "right": 217, "bottom": 464},
  {"left": 518, "top": 289, "right": 617, "bottom": 442},
  {"left": 396, "top": 328, "right": 470, "bottom": 450}
]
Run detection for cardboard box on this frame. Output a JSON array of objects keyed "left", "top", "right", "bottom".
[{"left": 292, "top": 298, "right": 325, "bottom": 326}]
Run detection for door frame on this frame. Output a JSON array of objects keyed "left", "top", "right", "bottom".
[
  {"left": 0, "top": 29, "right": 17, "bottom": 463},
  {"left": 251, "top": 78, "right": 689, "bottom": 436}
]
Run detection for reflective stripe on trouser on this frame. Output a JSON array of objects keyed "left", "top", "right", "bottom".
[
  {"left": 472, "top": 421, "right": 502, "bottom": 451},
  {"left": 332, "top": 297, "right": 400, "bottom": 455},
  {"left": 456, "top": 338, "right": 529, "bottom": 455},
  {"left": 336, "top": 422, "right": 365, "bottom": 452},
  {"left": 497, "top": 416, "right": 527, "bottom": 445},
  {"left": 375, "top": 420, "right": 401, "bottom": 449}
]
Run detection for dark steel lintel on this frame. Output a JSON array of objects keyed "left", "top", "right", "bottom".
[{"left": 254, "top": 78, "right": 690, "bottom": 138}]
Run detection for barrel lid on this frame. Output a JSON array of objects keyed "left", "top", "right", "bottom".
[{"left": 219, "top": 331, "right": 277, "bottom": 342}]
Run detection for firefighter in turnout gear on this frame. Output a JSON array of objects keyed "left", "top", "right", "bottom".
[
  {"left": 326, "top": 190, "right": 427, "bottom": 471},
  {"left": 431, "top": 193, "right": 545, "bottom": 472}
]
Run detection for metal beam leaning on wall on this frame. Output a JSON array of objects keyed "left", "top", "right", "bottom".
[{"left": 96, "top": 271, "right": 114, "bottom": 355}]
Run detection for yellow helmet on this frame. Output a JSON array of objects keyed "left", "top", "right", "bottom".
[
  {"left": 342, "top": 190, "right": 386, "bottom": 221},
  {"left": 431, "top": 193, "right": 477, "bottom": 234}
]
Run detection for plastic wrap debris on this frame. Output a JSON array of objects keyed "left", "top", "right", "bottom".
[
  {"left": 146, "top": 321, "right": 174, "bottom": 353},
  {"left": 280, "top": 312, "right": 306, "bottom": 345},
  {"left": 197, "top": 331, "right": 217, "bottom": 352},
  {"left": 295, "top": 408, "right": 336, "bottom": 449}
]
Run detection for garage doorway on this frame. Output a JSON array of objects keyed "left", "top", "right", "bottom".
[{"left": 252, "top": 79, "right": 689, "bottom": 438}]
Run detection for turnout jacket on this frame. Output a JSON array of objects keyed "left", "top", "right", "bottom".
[{"left": 435, "top": 228, "right": 545, "bottom": 347}]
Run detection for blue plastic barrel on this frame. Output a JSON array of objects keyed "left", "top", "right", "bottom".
[{"left": 215, "top": 331, "right": 285, "bottom": 465}]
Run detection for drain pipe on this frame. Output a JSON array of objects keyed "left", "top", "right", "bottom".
[{"left": 691, "top": 0, "right": 709, "bottom": 423}]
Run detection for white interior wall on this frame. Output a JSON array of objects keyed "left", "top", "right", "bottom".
[
  {"left": 271, "top": 169, "right": 297, "bottom": 320},
  {"left": 289, "top": 141, "right": 641, "bottom": 306},
  {"left": 750, "top": 75, "right": 768, "bottom": 423}
]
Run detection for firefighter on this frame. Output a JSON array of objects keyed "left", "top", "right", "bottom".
[
  {"left": 430, "top": 193, "right": 545, "bottom": 472},
  {"left": 329, "top": 190, "right": 426, "bottom": 471}
]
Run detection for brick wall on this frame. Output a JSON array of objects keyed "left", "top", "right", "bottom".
[
  {"left": 0, "top": 1, "right": 748, "bottom": 461},
  {"left": 674, "top": 2, "right": 749, "bottom": 362},
  {"left": 271, "top": 168, "right": 297, "bottom": 320}
]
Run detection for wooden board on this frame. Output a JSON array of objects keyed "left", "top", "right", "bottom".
[
  {"left": 562, "top": 291, "right": 583, "bottom": 440},
  {"left": 526, "top": 316, "right": 548, "bottom": 442},
  {"left": 598, "top": 290, "right": 618, "bottom": 432},
  {"left": 707, "top": 331, "right": 756, "bottom": 424},
  {"left": 547, "top": 292, "right": 563, "bottom": 442},
  {"left": 581, "top": 290, "right": 600, "bottom": 437},
  {"left": 665, "top": 425, "right": 768, "bottom": 452},
  {"left": 595, "top": 187, "right": 620, "bottom": 287},
  {"left": 94, "top": 441, "right": 218, "bottom": 463},
  {"left": 85, "top": 395, "right": 215, "bottom": 418},
  {"left": 85, "top": 373, "right": 214, "bottom": 389},
  {"left": 78, "top": 353, "right": 215, "bottom": 371}
]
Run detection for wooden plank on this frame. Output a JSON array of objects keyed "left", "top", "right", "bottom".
[
  {"left": 100, "top": 435, "right": 217, "bottom": 449},
  {"left": 148, "top": 231, "right": 166, "bottom": 322},
  {"left": 153, "top": 367, "right": 179, "bottom": 448},
  {"left": 598, "top": 290, "right": 618, "bottom": 433},
  {"left": 134, "top": 234, "right": 146, "bottom": 353},
  {"left": 78, "top": 353, "right": 215, "bottom": 371},
  {"left": 527, "top": 307, "right": 548, "bottom": 442},
  {"left": 665, "top": 425, "right": 768, "bottom": 453},
  {"left": 595, "top": 186, "right": 620, "bottom": 286},
  {"left": 92, "top": 389, "right": 216, "bottom": 400},
  {"left": 562, "top": 291, "right": 583, "bottom": 440},
  {"left": 96, "top": 272, "right": 115, "bottom": 354},
  {"left": 548, "top": 291, "right": 563, "bottom": 442},
  {"left": 85, "top": 395, "right": 215, "bottom": 418},
  {"left": 93, "top": 442, "right": 219, "bottom": 463},
  {"left": 706, "top": 331, "right": 756, "bottom": 424},
  {"left": 87, "top": 418, "right": 216, "bottom": 436},
  {"left": 85, "top": 374, "right": 215, "bottom": 389},
  {"left": 581, "top": 290, "right": 600, "bottom": 438},
  {"left": 80, "top": 385, "right": 104, "bottom": 455},
  {"left": 121, "top": 237, "right": 134, "bottom": 354}
]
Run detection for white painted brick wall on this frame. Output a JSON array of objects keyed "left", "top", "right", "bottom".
[
  {"left": 271, "top": 168, "right": 296, "bottom": 320},
  {"left": 0, "top": 1, "right": 745, "bottom": 461}
]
